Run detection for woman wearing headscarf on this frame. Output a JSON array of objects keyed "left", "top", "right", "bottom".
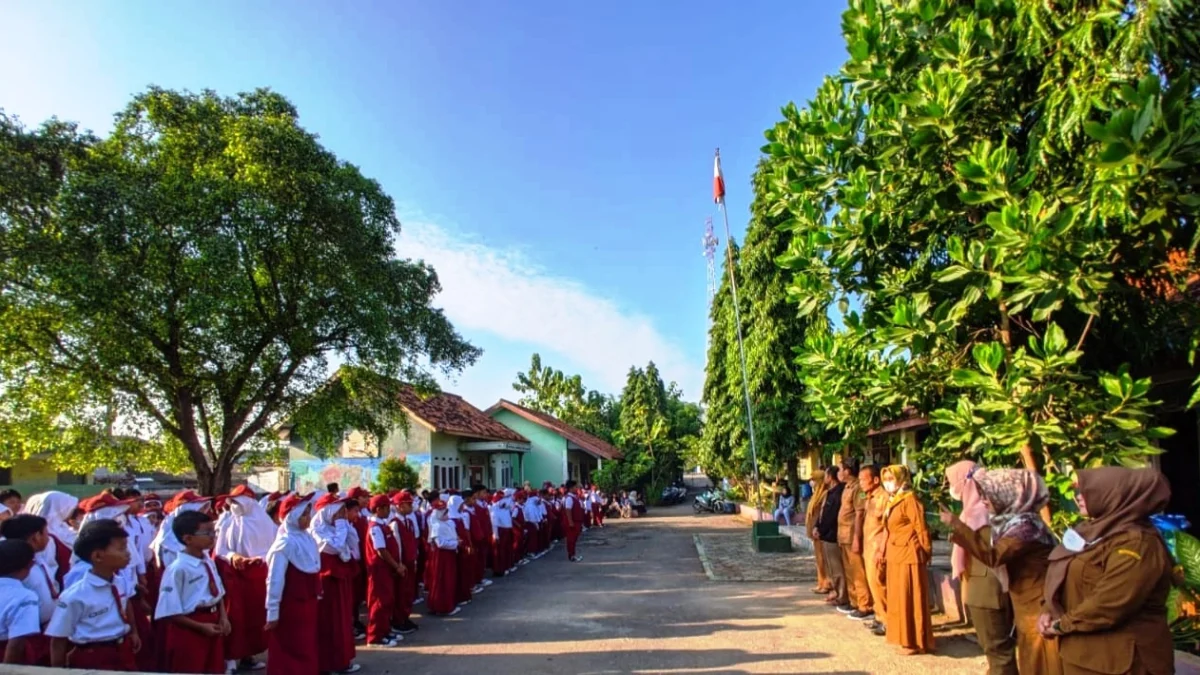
[
  {"left": 150, "top": 490, "right": 212, "bottom": 571},
  {"left": 945, "top": 461, "right": 1016, "bottom": 675},
  {"left": 426, "top": 500, "right": 462, "bottom": 616},
  {"left": 309, "top": 492, "right": 359, "bottom": 675},
  {"left": 21, "top": 491, "right": 79, "bottom": 589},
  {"left": 447, "top": 495, "right": 478, "bottom": 603},
  {"left": 882, "top": 465, "right": 933, "bottom": 655},
  {"left": 1038, "top": 467, "right": 1173, "bottom": 675},
  {"left": 806, "top": 469, "right": 831, "bottom": 595},
  {"left": 214, "top": 485, "right": 276, "bottom": 672},
  {"left": 265, "top": 493, "right": 321, "bottom": 675},
  {"left": 941, "top": 469, "right": 1059, "bottom": 675}
]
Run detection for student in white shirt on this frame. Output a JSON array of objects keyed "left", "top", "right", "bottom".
[
  {"left": 45, "top": 518, "right": 139, "bottom": 670},
  {"left": 0, "top": 515, "right": 56, "bottom": 665},
  {"left": 0, "top": 539, "right": 41, "bottom": 665},
  {"left": 155, "top": 510, "right": 230, "bottom": 674}
]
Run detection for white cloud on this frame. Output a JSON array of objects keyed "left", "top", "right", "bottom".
[{"left": 397, "top": 218, "right": 701, "bottom": 399}]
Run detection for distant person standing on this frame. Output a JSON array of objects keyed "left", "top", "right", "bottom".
[{"left": 817, "top": 469, "right": 847, "bottom": 609}]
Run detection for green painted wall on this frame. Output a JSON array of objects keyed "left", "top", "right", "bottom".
[{"left": 489, "top": 410, "right": 566, "bottom": 486}]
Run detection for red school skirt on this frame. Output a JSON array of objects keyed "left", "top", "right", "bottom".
[{"left": 162, "top": 606, "right": 226, "bottom": 673}]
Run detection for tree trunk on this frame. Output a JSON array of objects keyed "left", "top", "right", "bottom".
[
  {"left": 1018, "top": 442, "right": 1053, "bottom": 525},
  {"left": 786, "top": 456, "right": 799, "bottom": 498}
]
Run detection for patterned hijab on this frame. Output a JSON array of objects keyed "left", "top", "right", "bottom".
[
  {"left": 805, "top": 470, "right": 828, "bottom": 525},
  {"left": 973, "top": 469, "right": 1054, "bottom": 591},
  {"left": 883, "top": 465, "right": 914, "bottom": 518}
]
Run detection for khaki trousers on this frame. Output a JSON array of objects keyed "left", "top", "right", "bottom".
[
  {"left": 821, "top": 541, "right": 847, "bottom": 605},
  {"left": 863, "top": 540, "right": 886, "bottom": 618},
  {"left": 969, "top": 602, "right": 1018, "bottom": 675},
  {"left": 840, "top": 543, "right": 872, "bottom": 612}
]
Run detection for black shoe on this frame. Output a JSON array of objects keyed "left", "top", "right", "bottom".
[
  {"left": 398, "top": 620, "right": 418, "bottom": 634},
  {"left": 872, "top": 624, "right": 886, "bottom": 636},
  {"left": 863, "top": 620, "right": 881, "bottom": 630},
  {"left": 835, "top": 604, "right": 854, "bottom": 614},
  {"left": 847, "top": 609, "right": 874, "bottom": 621}
]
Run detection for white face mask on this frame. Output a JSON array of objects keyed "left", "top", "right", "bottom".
[
  {"left": 1062, "top": 527, "right": 1088, "bottom": 552},
  {"left": 883, "top": 481, "right": 898, "bottom": 494}
]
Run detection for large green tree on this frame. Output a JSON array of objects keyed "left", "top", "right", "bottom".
[
  {"left": 701, "top": 167, "right": 827, "bottom": 493},
  {"left": 0, "top": 88, "right": 480, "bottom": 494},
  {"left": 761, "top": 0, "right": 1198, "bottom": 510},
  {"left": 512, "top": 353, "right": 620, "bottom": 443},
  {"left": 613, "top": 362, "right": 700, "bottom": 497}
]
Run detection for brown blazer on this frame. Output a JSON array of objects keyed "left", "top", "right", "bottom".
[
  {"left": 1054, "top": 529, "right": 1174, "bottom": 675},
  {"left": 962, "top": 525, "right": 1007, "bottom": 610}
]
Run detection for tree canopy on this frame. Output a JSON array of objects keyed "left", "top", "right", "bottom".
[
  {"left": 0, "top": 88, "right": 479, "bottom": 494},
  {"left": 512, "top": 353, "right": 620, "bottom": 443},
  {"left": 701, "top": 168, "right": 827, "bottom": 490},
  {"left": 752, "top": 0, "right": 1198, "bottom": 514}
]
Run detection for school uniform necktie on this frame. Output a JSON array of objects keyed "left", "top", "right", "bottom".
[
  {"left": 202, "top": 561, "right": 219, "bottom": 597},
  {"left": 40, "top": 564, "right": 59, "bottom": 600},
  {"left": 110, "top": 583, "right": 131, "bottom": 629}
]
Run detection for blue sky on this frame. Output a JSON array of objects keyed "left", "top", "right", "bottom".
[{"left": 1, "top": 1, "right": 847, "bottom": 408}]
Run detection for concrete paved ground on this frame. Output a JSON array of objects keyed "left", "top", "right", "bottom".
[{"left": 356, "top": 502, "right": 987, "bottom": 675}]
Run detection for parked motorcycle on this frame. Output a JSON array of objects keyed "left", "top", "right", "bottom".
[
  {"left": 693, "top": 488, "right": 727, "bottom": 513},
  {"left": 660, "top": 485, "right": 687, "bottom": 504}
]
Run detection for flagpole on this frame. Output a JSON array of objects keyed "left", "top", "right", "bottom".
[{"left": 715, "top": 149, "right": 764, "bottom": 521}]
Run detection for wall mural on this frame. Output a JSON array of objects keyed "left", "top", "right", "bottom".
[{"left": 291, "top": 453, "right": 431, "bottom": 493}]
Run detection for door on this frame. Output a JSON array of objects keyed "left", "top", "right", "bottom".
[{"left": 468, "top": 465, "right": 484, "bottom": 488}]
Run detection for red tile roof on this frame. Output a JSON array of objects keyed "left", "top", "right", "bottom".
[
  {"left": 485, "top": 400, "right": 623, "bottom": 460},
  {"left": 398, "top": 388, "right": 529, "bottom": 444}
]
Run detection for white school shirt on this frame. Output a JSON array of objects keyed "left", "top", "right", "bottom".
[
  {"left": 155, "top": 552, "right": 225, "bottom": 619},
  {"left": 368, "top": 515, "right": 393, "bottom": 554},
  {"left": 523, "top": 500, "right": 542, "bottom": 524},
  {"left": 127, "top": 515, "right": 156, "bottom": 571},
  {"left": 0, "top": 578, "right": 41, "bottom": 641},
  {"left": 63, "top": 561, "right": 136, "bottom": 602},
  {"left": 45, "top": 571, "right": 130, "bottom": 644},
  {"left": 490, "top": 502, "right": 513, "bottom": 530},
  {"left": 22, "top": 556, "right": 59, "bottom": 624}
]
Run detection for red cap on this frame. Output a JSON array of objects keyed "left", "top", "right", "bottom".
[
  {"left": 278, "top": 493, "right": 312, "bottom": 520},
  {"left": 368, "top": 494, "right": 390, "bottom": 511},
  {"left": 490, "top": 492, "right": 503, "bottom": 504},
  {"left": 391, "top": 491, "right": 413, "bottom": 506},
  {"left": 78, "top": 491, "right": 133, "bottom": 513},
  {"left": 265, "top": 491, "right": 282, "bottom": 502},
  {"left": 430, "top": 499, "right": 447, "bottom": 510},
  {"left": 213, "top": 495, "right": 229, "bottom": 512},
  {"left": 165, "top": 490, "right": 209, "bottom": 513},
  {"left": 346, "top": 487, "right": 370, "bottom": 501},
  {"left": 314, "top": 492, "right": 344, "bottom": 511},
  {"left": 229, "top": 485, "right": 256, "bottom": 500}
]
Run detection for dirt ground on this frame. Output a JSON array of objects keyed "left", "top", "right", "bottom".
[{"left": 354, "top": 502, "right": 988, "bottom": 675}]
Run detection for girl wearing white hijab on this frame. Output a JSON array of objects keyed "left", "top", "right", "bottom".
[
  {"left": 308, "top": 493, "right": 359, "bottom": 675},
  {"left": 446, "top": 495, "right": 477, "bottom": 603},
  {"left": 426, "top": 500, "right": 461, "bottom": 616},
  {"left": 21, "top": 491, "right": 79, "bottom": 588},
  {"left": 264, "top": 493, "right": 322, "bottom": 675},
  {"left": 215, "top": 485, "right": 277, "bottom": 671}
]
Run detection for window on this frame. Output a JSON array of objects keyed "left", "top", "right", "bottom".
[{"left": 0, "top": 466, "right": 10, "bottom": 485}]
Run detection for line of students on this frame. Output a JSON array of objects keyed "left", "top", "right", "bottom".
[
  {"left": 808, "top": 461, "right": 1176, "bottom": 673},
  {"left": 0, "top": 480, "right": 607, "bottom": 674}
]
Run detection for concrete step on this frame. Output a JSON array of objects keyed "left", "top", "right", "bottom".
[{"left": 753, "top": 534, "right": 793, "bottom": 553}]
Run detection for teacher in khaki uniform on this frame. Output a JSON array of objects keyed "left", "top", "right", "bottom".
[{"left": 1040, "top": 467, "right": 1174, "bottom": 675}]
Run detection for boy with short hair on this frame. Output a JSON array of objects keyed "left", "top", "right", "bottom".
[
  {"left": 0, "top": 539, "right": 41, "bottom": 664},
  {"left": 45, "top": 518, "right": 139, "bottom": 670},
  {"left": 389, "top": 492, "right": 420, "bottom": 635},
  {"left": 155, "top": 510, "right": 230, "bottom": 673},
  {"left": 1, "top": 515, "right": 55, "bottom": 664},
  {"left": 0, "top": 488, "right": 23, "bottom": 515}
]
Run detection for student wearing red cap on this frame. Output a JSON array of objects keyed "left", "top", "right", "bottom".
[
  {"left": 155, "top": 511, "right": 229, "bottom": 674},
  {"left": 309, "top": 493, "right": 360, "bottom": 674},
  {"left": 425, "top": 500, "right": 461, "bottom": 616},
  {"left": 345, "top": 487, "right": 370, "bottom": 639},
  {"left": 389, "top": 491, "right": 419, "bottom": 635},
  {"left": 264, "top": 493, "right": 321, "bottom": 675},
  {"left": 214, "top": 485, "right": 274, "bottom": 672},
  {"left": 363, "top": 495, "right": 402, "bottom": 648}
]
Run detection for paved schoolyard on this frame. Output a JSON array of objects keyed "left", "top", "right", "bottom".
[{"left": 355, "top": 502, "right": 987, "bottom": 675}]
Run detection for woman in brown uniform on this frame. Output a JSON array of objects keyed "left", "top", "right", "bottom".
[
  {"left": 941, "top": 469, "right": 1060, "bottom": 675},
  {"left": 882, "top": 465, "right": 934, "bottom": 655},
  {"left": 807, "top": 469, "right": 831, "bottom": 595},
  {"left": 1039, "top": 467, "right": 1173, "bottom": 675}
]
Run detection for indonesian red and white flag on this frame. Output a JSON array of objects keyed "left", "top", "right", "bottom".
[{"left": 713, "top": 150, "right": 726, "bottom": 205}]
